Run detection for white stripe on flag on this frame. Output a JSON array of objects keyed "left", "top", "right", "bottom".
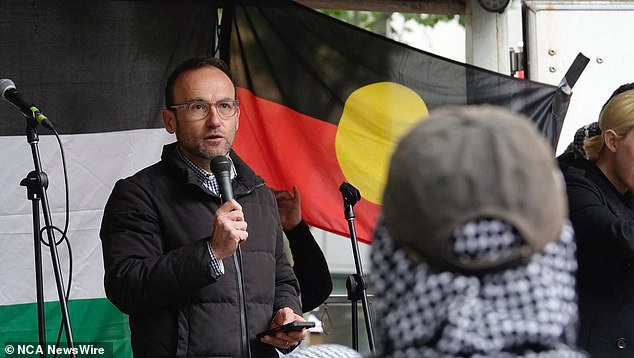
[{"left": 1, "top": 128, "right": 173, "bottom": 305}]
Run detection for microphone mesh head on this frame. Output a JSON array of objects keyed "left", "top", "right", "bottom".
[
  {"left": 210, "top": 155, "right": 232, "bottom": 176},
  {"left": 0, "top": 79, "right": 16, "bottom": 98}
]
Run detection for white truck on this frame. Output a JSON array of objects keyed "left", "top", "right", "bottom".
[{"left": 523, "top": 0, "right": 634, "bottom": 154}]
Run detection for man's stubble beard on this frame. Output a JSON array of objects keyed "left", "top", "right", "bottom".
[
  {"left": 196, "top": 141, "right": 231, "bottom": 159},
  {"left": 176, "top": 132, "right": 231, "bottom": 163}
]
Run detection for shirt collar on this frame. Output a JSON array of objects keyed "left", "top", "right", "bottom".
[{"left": 176, "top": 147, "right": 236, "bottom": 194}]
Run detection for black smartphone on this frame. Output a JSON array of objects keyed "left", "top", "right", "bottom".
[{"left": 256, "top": 321, "right": 315, "bottom": 339}]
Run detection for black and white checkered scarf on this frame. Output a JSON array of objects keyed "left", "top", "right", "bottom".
[
  {"left": 563, "top": 122, "right": 600, "bottom": 160},
  {"left": 371, "top": 219, "right": 586, "bottom": 358}
]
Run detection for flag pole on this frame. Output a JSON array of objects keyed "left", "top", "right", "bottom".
[
  {"left": 339, "top": 182, "right": 375, "bottom": 353},
  {"left": 218, "top": 0, "right": 234, "bottom": 63}
]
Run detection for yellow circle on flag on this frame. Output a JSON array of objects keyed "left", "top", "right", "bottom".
[{"left": 335, "top": 82, "right": 429, "bottom": 205}]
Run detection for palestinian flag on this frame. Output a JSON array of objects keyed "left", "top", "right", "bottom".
[
  {"left": 0, "top": 1, "right": 216, "bottom": 356},
  {"left": 228, "top": 0, "right": 571, "bottom": 244}
]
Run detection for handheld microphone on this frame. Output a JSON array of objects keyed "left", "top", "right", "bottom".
[
  {"left": 0, "top": 79, "right": 53, "bottom": 129},
  {"left": 211, "top": 155, "right": 234, "bottom": 202}
]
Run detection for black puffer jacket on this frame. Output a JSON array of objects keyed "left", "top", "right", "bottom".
[
  {"left": 563, "top": 158, "right": 634, "bottom": 357},
  {"left": 100, "top": 143, "right": 301, "bottom": 357}
]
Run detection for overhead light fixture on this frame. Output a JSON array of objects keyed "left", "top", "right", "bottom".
[{"left": 478, "top": 0, "right": 510, "bottom": 13}]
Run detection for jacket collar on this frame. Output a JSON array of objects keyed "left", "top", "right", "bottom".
[{"left": 161, "top": 142, "right": 265, "bottom": 197}]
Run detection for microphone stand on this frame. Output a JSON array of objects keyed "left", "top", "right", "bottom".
[
  {"left": 339, "top": 183, "right": 375, "bottom": 353},
  {"left": 19, "top": 117, "right": 75, "bottom": 357}
]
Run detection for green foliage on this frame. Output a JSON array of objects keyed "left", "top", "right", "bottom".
[
  {"left": 402, "top": 13, "right": 463, "bottom": 28},
  {"left": 322, "top": 10, "right": 464, "bottom": 36},
  {"left": 322, "top": 10, "right": 387, "bottom": 33}
]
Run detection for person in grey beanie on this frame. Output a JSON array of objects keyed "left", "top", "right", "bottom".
[{"left": 287, "top": 105, "right": 586, "bottom": 358}]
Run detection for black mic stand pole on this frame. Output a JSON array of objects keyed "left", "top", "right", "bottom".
[
  {"left": 19, "top": 118, "right": 76, "bottom": 357},
  {"left": 339, "top": 182, "right": 375, "bottom": 353}
]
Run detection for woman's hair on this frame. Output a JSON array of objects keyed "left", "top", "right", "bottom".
[{"left": 585, "top": 90, "right": 634, "bottom": 161}]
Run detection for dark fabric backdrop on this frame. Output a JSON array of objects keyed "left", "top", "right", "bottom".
[{"left": 0, "top": 0, "right": 216, "bottom": 136}]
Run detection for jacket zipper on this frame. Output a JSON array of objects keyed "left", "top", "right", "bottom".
[
  {"left": 232, "top": 182, "right": 263, "bottom": 358},
  {"left": 234, "top": 249, "right": 250, "bottom": 358},
  {"left": 228, "top": 182, "right": 264, "bottom": 358}
]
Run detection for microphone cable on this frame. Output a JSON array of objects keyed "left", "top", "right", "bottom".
[{"left": 37, "top": 125, "right": 74, "bottom": 358}]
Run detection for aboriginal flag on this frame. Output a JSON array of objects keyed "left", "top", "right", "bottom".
[{"left": 228, "top": 0, "right": 572, "bottom": 243}]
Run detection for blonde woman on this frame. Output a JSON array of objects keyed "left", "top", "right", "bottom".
[{"left": 564, "top": 89, "right": 634, "bottom": 357}]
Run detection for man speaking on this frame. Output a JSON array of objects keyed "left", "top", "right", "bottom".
[{"left": 100, "top": 57, "right": 307, "bottom": 357}]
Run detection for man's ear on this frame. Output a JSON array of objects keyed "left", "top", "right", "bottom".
[
  {"left": 235, "top": 107, "right": 240, "bottom": 131},
  {"left": 162, "top": 109, "right": 176, "bottom": 134},
  {"left": 604, "top": 129, "right": 620, "bottom": 153}
]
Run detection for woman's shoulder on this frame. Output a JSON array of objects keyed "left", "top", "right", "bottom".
[{"left": 560, "top": 157, "right": 601, "bottom": 186}]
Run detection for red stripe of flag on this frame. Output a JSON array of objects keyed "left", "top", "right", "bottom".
[{"left": 234, "top": 87, "right": 379, "bottom": 243}]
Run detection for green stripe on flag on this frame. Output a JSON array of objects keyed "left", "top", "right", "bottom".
[{"left": 0, "top": 298, "right": 131, "bottom": 357}]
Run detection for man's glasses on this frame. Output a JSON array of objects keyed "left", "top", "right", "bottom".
[{"left": 169, "top": 100, "right": 239, "bottom": 120}]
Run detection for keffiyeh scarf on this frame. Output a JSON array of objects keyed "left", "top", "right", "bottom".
[
  {"left": 371, "top": 219, "right": 586, "bottom": 358},
  {"left": 563, "top": 122, "right": 600, "bottom": 160}
]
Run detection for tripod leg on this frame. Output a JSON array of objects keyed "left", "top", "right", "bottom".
[{"left": 31, "top": 198, "right": 46, "bottom": 358}]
